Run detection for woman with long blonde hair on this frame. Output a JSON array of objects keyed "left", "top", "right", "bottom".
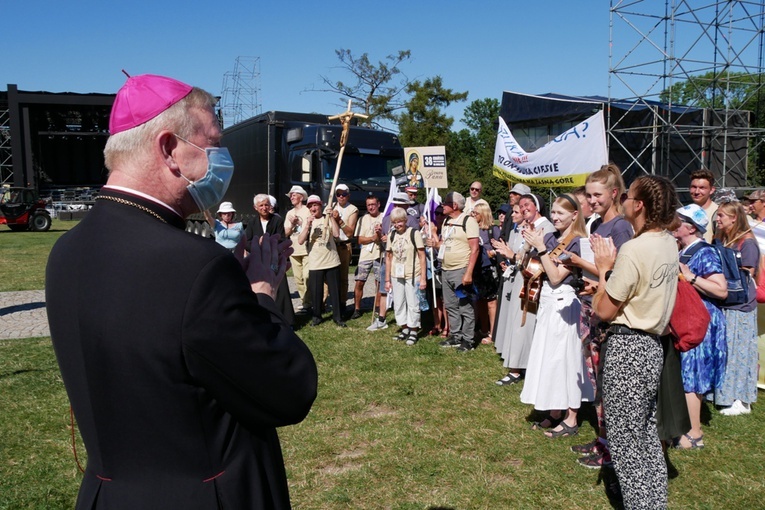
[
  {"left": 471, "top": 202, "right": 500, "bottom": 345},
  {"left": 520, "top": 194, "right": 594, "bottom": 437},
  {"left": 564, "top": 163, "right": 633, "bottom": 468},
  {"left": 714, "top": 200, "right": 760, "bottom": 415}
]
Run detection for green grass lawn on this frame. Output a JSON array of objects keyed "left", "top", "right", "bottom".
[
  {"left": 2, "top": 327, "right": 764, "bottom": 509},
  {"left": 1, "top": 220, "right": 764, "bottom": 508},
  {"left": 0, "top": 220, "right": 79, "bottom": 292}
]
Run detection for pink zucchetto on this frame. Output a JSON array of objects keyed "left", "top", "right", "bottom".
[{"left": 108, "top": 74, "right": 193, "bottom": 134}]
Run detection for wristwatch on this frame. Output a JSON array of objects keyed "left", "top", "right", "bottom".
[{"left": 690, "top": 274, "right": 698, "bottom": 285}]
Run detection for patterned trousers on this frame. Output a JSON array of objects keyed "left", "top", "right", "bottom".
[{"left": 603, "top": 332, "right": 667, "bottom": 510}]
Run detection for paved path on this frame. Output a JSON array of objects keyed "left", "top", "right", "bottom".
[
  {"left": 0, "top": 275, "right": 380, "bottom": 341},
  {"left": 0, "top": 290, "right": 49, "bottom": 340}
]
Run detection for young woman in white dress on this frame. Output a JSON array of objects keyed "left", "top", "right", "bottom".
[{"left": 520, "top": 194, "right": 594, "bottom": 437}]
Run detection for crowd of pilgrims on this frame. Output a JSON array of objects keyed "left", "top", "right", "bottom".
[{"left": 205, "top": 166, "right": 759, "bottom": 509}]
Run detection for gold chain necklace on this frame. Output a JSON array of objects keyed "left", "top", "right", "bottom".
[{"left": 96, "top": 195, "right": 167, "bottom": 224}]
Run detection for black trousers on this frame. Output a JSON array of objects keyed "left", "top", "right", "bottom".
[{"left": 309, "top": 266, "right": 342, "bottom": 322}]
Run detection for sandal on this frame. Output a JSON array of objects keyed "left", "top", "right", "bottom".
[
  {"left": 481, "top": 336, "right": 493, "bottom": 345},
  {"left": 405, "top": 333, "right": 419, "bottom": 346},
  {"left": 672, "top": 433, "right": 704, "bottom": 450},
  {"left": 545, "top": 421, "right": 579, "bottom": 438},
  {"left": 428, "top": 327, "right": 441, "bottom": 336},
  {"left": 495, "top": 373, "right": 523, "bottom": 386},
  {"left": 530, "top": 416, "right": 562, "bottom": 430}
]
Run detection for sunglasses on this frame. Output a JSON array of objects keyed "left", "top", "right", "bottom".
[
  {"left": 470, "top": 187, "right": 481, "bottom": 192},
  {"left": 336, "top": 192, "right": 349, "bottom": 197}
]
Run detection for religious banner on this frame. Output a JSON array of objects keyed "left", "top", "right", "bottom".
[
  {"left": 404, "top": 146, "right": 448, "bottom": 189},
  {"left": 492, "top": 110, "right": 608, "bottom": 187}
]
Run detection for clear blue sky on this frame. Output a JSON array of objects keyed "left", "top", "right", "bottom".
[{"left": 4, "top": 1, "right": 613, "bottom": 130}]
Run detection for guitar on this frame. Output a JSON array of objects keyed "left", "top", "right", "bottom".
[{"left": 518, "top": 231, "right": 576, "bottom": 325}]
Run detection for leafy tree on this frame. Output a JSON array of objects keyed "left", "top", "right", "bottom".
[
  {"left": 315, "top": 49, "right": 412, "bottom": 128},
  {"left": 660, "top": 71, "right": 765, "bottom": 184},
  {"left": 397, "top": 76, "right": 468, "bottom": 147},
  {"left": 660, "top": 71, "right": 765, "bottom": 111},
  {"left": 452, "top": 98, "right": 509, "bottom": 209}
]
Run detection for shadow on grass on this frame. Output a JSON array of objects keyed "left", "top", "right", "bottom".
[{"left": 0, "top": 368, "right": 51, "bottom": 380}]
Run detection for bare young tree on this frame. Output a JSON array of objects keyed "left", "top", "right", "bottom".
[{"left": 313, "top": 49, "right": 412, "bottom": 129}]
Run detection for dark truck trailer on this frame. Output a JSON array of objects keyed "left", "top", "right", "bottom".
[
  {"left": 195, "top": 111, "right": 404, "bottom": 233},
  {"left": 1, "top": 85, "right": 114, "bottom": 206}
]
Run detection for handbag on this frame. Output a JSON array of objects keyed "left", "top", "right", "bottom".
[{"left": 669, "top": 274, "right": 710, "bottom": 352}]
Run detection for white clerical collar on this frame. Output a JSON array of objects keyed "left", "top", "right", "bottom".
[{"left": 103, "top": 185, "right": 183, "bottom": 218}]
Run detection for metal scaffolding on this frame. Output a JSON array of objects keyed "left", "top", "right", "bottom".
[
  {"left": 0, "top": 104, "right": 12, "bottom": 185},
  {"left": 219, "top": 56, "right": 262, "bottom": 129},
  {"left": 609, "top": 0, "right": 765, "bottom": 189}
]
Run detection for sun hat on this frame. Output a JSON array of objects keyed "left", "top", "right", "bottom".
[
  {"left": 217, "top": 202, "right": 236, "bottom": 214},
  {"left": 676, "top": 204, "right": 708, "bottom": 234},
  {"left": 509, "top": 183, "right": 531, "bottom": 195},
  {"left": 109, "top": 74, "right": 193, "bottom": 134},
  {"left": 405, "top": 186, "right": 419, "bottom": 193},
  {"left": 745, "top": 189, "right": 765, "bottom": 201},
  {"left": 391, "top": 192, "right": 412, "bottom": 205},
  {"left": 306, "top": 195, "right": 323, "bottom": 205},
  {"left": 286, "top": 185, "right": 308, "bottom": 199}
]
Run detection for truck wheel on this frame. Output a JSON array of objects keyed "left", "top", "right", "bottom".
[{"left": 32, "top": 213, "right": 52, "bottom": 232}]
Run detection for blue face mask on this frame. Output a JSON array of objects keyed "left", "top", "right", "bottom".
[{"left": 175, "top": 135, "right": 235, "bottom": 212}]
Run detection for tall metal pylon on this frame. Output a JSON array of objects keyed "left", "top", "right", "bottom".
[
  {"left": 609, "top": 0, "right": 765, "bottom": 189},
  {"left": 220, "top": 56, "right": 262, "bottom": 128}
]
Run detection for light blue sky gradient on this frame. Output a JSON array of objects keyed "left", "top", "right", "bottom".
[{"left": 3, "top": 1, "right": 616, "bottom": 129}]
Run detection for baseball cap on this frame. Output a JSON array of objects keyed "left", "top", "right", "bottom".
[
  {"left": 109, "top": 74, "right": 193, "bottom": 134},
  {"left": 306, "top": 195, "right": 323, "bottom": 205},
  {"left": 676, "top": 204, "right": 708, "bottom": 233},
  {"left": 745, "top": 189, "right": 765, "bottom": 201},
  {"left": 336, "top": 184, "right": 350, "bottom": 192},
  {"left": 405, "top": 186, "right": 419, "bottom": 193}
]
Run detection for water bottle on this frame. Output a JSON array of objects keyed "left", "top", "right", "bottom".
[{"left": 417, "top": 288, "right": 430, "bottom": 311}]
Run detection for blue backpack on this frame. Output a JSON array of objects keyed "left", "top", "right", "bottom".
[
  {"left": 712, "top": 239, "right": 750, "bottom": 306},
  {"left": 682, "top": 240, "right": 749, "bottom": 306}
]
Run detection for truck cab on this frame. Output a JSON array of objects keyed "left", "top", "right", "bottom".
[{"left": 217, "top": 111, "right": 404, "bottom": 225}]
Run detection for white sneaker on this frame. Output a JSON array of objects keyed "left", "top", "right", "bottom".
[
  {"left": 366, "top": 320, "right": 388, "bottom": 332},
  {"left": 719, "top": 400, "right": 751, "bottom": 416}
]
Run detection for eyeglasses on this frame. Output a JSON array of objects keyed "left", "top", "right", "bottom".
[
  {"left": 620, "top": 194, "right": 639, "bottom": 204},
  {"left": 470, "top": 187, "right": 481, "bottom": 192}
]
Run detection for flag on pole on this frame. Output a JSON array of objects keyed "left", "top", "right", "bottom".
[
  {"left": 423, "top": 186, "right": 441, "bottom": 225},
  {"left": 382, "top": 176, "right": 397, "bottom": 218},
  {"left": 492, "top": 110, "right": 608, "bottom": 187}
]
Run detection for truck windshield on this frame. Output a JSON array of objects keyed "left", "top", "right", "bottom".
[{"left": 323, "top": 153, "right": 403, "bottom": 188}]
